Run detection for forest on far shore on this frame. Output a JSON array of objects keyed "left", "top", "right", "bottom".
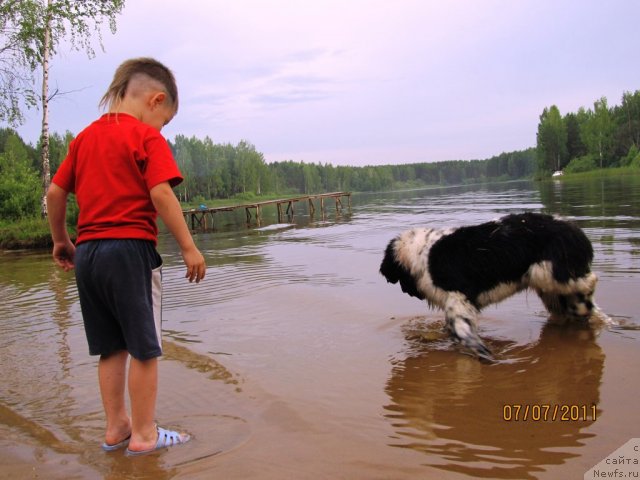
[
  {"left": 1, "top": 88, "right": 639, "bottom": 222},
  {"left": 0, "top": 127, "right": 535, "bottom": 217}
]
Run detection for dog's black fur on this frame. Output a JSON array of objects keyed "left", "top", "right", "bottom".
[{"left": 380, "top": 212, "right": 607, "bottom": 360}]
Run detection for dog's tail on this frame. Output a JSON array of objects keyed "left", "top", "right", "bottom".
[{"left": 380, "top": 238, "right": 425, "bottom": 300}]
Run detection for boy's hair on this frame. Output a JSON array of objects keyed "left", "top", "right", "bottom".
[{"left": 100, "top": 57, "right": 179, "bottom": 112}]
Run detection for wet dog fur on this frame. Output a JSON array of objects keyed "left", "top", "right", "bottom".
[{"left": 379, "top": 212, "right": 609, "bottom": 360}]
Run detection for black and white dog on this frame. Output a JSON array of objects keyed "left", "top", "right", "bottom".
[{"left": 380, "top": 212, "right": 609, "bottom": 360}]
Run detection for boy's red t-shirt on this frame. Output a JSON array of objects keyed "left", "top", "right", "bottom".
[{"left": 52, "top": 113, "right": 183, "bottom": 245}]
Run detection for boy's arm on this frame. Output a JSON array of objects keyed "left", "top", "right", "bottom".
[
  {"left": 47, "top": 183, "right": 75, "bottom": 272},
  {"left": 150, "top": 181, "right": 206, "bottom": 283}
]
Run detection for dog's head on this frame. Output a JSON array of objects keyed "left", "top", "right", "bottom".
[
  {"left": 561, "top": 291, "right": 595, "bottom": 319},
  {"left": 563, "top": 273, "right": 598, "bottom": 319},
  {"left": 540, "top": 273, "right": 598, "bottom": 322}
]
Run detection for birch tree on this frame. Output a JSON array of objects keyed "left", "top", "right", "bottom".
[{"left": 0, "top": 0, "right": 125, "bottom": 216}]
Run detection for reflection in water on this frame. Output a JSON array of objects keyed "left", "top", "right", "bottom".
[
  {"left": 385, "top": 320, "right": 604, "bottom": 479},
  {"left": 538, "top": 175, "right": 640, "bottom": 223}
]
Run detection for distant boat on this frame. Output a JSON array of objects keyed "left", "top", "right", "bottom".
[{"left": 552, "top": 170, "right": 564, "bottom": 177}]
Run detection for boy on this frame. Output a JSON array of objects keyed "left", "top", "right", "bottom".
[{"left": 47, "top": 57, "right": 206, "bottom": 455}]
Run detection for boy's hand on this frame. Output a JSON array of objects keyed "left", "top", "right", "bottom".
[
  {"left": 182, "top": 246, "right": 206, "bottom": 283},
  {"left": 150, "top": 182, "right": 206, "bottom": 283},
  {"left": 52, "top": 240, "right": 76, "bottom": 272}
]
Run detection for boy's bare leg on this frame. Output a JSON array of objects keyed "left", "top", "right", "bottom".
[
  {"left": 127, "top": 357, "right": 159, "bottom": 452},
  {"left": 98, "top": 350, "right": 131, "bottom": 445}
]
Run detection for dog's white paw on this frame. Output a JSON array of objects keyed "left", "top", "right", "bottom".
[{"left": 446, "top": 316, "right": 494, "bottom": 362}]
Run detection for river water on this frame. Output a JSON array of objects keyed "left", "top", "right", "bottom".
[{"left": 1, "top": 175, "right": 639, "bottom": 479}]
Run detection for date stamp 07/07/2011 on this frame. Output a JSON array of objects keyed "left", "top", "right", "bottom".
[{"left": 502, "top": 404, "right": 597, "bottom": 422}]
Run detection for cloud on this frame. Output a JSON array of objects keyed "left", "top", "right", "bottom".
[{"left": 13, "top": 0, "right": 640, "bottom": 167}]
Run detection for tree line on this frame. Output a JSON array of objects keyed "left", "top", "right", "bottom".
[
  {"left": 169, "top": 134, "right": 536, "bottom": 203},
  {"left": 0, "top": 126, "right": 535, "bottom": 220},
  {"left": 536, "top": 90, "right": 640, "bottom": 175},
  {"left": 3, "top": 88, "right": 640, "bottom": 222}
]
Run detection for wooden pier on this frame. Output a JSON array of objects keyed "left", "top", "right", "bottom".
[{"left": 182, "top": 192, "right": 351, "bottom": 231}]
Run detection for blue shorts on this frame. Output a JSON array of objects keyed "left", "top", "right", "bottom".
[{"left": 74, "top": 239, "right": 163, "bottom": 360}]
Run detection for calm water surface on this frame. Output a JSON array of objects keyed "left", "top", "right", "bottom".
[{"left": 1, "top": 176, "right": 639, "bottom": 479}]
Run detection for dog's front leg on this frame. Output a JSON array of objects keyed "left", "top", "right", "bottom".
[{"left": 444, "top": 292, "right": 493, "bottom": 361}]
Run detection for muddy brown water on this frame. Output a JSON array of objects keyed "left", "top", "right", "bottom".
[{"left": 1, "top": 177, "right": 639, "bottom": 479}]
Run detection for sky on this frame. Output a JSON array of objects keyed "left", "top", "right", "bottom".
[{"left": 14, "top": 0, "right": 640, "bottom": 167}]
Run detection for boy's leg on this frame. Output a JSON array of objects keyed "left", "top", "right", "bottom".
[
  {"left": 98, "top": 350, "right": 132, "bottom": 445},
  {"left": 127, "top": 356, "right": 159, "bottom": 452}
]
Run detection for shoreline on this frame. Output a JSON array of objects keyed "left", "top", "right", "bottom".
[
  {"left": 3, "top": 168, "right": 638, "bottom": 250},
  {"left": 0, "top": 237, "right": 52, "bottom": 251}
]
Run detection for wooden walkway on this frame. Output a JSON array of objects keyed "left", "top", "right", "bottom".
[{"left": 182, "top": 192, "right": 352, "bottom": 231}]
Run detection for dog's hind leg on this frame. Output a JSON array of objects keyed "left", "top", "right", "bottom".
[{"left": 444, "top": 292, "right": 493, "bottom": 361}]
